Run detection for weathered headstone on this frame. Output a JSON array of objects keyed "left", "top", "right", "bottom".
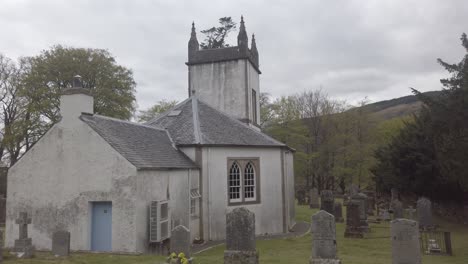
[
  {"left": 310, "top": 211, "right": 341, "bottom": 264},
  {"left": 224, "top": 207, "right": 258, "bottom": 264},
  {"left": 320, "top": 190, "right": 334, "bottom": 215},
  {"left": 391, "top": 188, "right": 399, "bottom": 201},
  {"left": 14, "top": 212, "right": 34, "bottom": 258},
  {"left": 352, "top": 193, "right": 369, "bottom": 232},
  {"left": 0, "top": 229, "right": 3, "bottom": 262},
  {"left": 348, "top": 184, "right": 359, "bottom": 197},
  {"left": 309, "top": 188, "right": 320, "bottom": 209},
  {"left": 344, "top": 201, "right": 364, "bottom": 238},
  {"left": 405, "top": 206, "right": 417, "bottom": 221},
  {"left": 334, "top": 202, "right": 344, "bottom": 223},
  {"left": 417, "top": 197, "right": 433, "bottom": 229},
  {"left": 391, "top": 219, "right": 421, "bottom": 264},
  {"left": 364, "top": 191, "right": 375, "bottom": 216},
  {"left": 170, "top": 225, "right": 191, "bottom": 259},
  {"left": 392, "top": 200, "right": 403, "bottom": 219},
  {"left": 52, "top": 230, "right": 70, "bottom": 256}
]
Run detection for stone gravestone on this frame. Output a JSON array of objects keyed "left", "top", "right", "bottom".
[
  {"left": 391, "top": 219, "right": 422, "bottom": 264},
  {"left": 14, "top": 212, "right": 34, "bottom": 258},
  {"left": 348, "top": 184, "right": 359, "bottom": 197},
  {"left": 364, "top": 191, "right": 375, "bottom": 216},
  {"left": 417, "top": 197, "right": 433, "bottom": 229},
  {"left": 170, "top": 225, "right": 191, "bottom": 259},
  {"left": 344, "top": 201, "right": 364, "bottom": 238},
  {"left": 320, "top": 190, "right": 334, "bottom": 215},
  {"left": 334, "top": 202, "right": 344, "bottom": 223},
  {"left": 391, "top": 188, "right": 399, "bottom": 201},
  {"left": 224, "top": 207, "right": 258, "bottom": 264},
  {"left": 405, "top": 206, "right": 417, "bottom": 221},
  {"left": 309, "top": 188, "right": 320, "bottom": 209},
  {"left": 0, "top": 229, "right": 3, "bottom": 262},
  {"left": 352, "top": 193, "right": 369, "bottom": 232},
  {"left": 392, "top": 200, "right": 403, "bottom": 219},
  {"left": 310, "top": 211, "right": 341, "bottom": 264},
  {"left": 52, "top": 230, "right": 70, "bottom": 256}
]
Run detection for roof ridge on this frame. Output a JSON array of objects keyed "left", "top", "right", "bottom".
[
  {"left": 145, "top": 97, "right": 192, "bottom": 125},
  {"left": 85, "top": 114, "right": 167, "bottom": 132},
  {"left": 195, "top": 99, "right": 286, "bottom": 146}
]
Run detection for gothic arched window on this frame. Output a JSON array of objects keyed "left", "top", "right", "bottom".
[
  {"left": 228, "top": 162, "right": 242, "bottom": 203},
  {"left": 244, "top": 162, "right": 256, "bottom": 201},
  {"left": 227, "top": 159, "right": 260, "bottom": 204}
]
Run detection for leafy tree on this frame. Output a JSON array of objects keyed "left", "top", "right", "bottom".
[
  {"left": 21, "top": 45, "right": 136, "bottom": 123},
  {"left": 137, "top": 100, "right": 178, "bottom": 123},
  {"left": 372, "top": 33, "right": 468, "bottom": 201},
  {"left": 200, "top": 17, "right": 236, "bottom": 49}
]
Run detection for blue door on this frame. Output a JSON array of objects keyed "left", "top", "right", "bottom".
[{"left": 91, "top": 202, "right": 112, "bottom": 251}]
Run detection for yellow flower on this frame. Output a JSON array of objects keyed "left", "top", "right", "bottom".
[{"left": 178, "top": 252, "right": 186, "bottom": 259}]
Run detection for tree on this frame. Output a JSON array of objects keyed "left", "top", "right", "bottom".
[
  {"left": 21, "top": 45, "right": 136, "bottom": 124},
  {"left": 372, "top": 33, "right": 468, "bottom": 201},
  {"left": 137, "top": 100, "right": 178, "bottom": 123},
  {"left": 200, "top": 17, "right": 236, "bottom": 49},
  {"left": 0, "top": 46, "right": 137, "bottom": 165}
]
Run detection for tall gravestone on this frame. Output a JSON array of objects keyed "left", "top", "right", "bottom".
[
  {"left": 52, "top": 230, "right": 70, "bottom": 256},
  {"left": 224, "top": 207, "right": 258, "bottom": 264},
  {"left": 334, "top": 202, "right": 344, "bottom": 223},
  {"left": 310, "top": 211, "right": 341, "bottom": 264},
  {"left": 417, "top": 197, "right": 433, "bottom": 229},
  {"left": 391, "top": 219, "right": 422, "bottom": 264},
  {"left": 364, "top": 191, "right": 375, "bottom": 216},
  {"left": 320, "top": 190, "right": 334, "bottom": 215},
  {"left": 352, "top": 193, "right": 369, "bottom": 232},
  {"left": 170, "top": 225, "right": 191, "bottom": 259},
  {"left": 14, "top": 212, "right": 34, "bottom": 258},
  {"left": 309, "top": 188, "right": 320, "bottom": 209},
  {"left": 392, "top": 200, "right": 403, "bottom": 219},
  {"left": 344, "top": 201, "right": 364, "bottom": 238},
  {"left": 391, "top": 188, "right": 399, "bottom": 201},
  {"left": 0, "top": 229, "right": 3, "bottom": 262}
]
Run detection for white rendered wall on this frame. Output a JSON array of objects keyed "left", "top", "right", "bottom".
[
  {"left": 199, "top": 147, "right": 289, "bottom": 241},
  {"left": 188, "top": 60, "right": 260, "bottom": 126},
  {"left": 134, "top": 169, "right": 200, "bottom": 253},
  {"left": 5, "top": 118, "right": 139, "bottom": 252}
]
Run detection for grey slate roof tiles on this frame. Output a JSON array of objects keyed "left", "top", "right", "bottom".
[
  {"left": 80, "top": 114, "right": 197, "bottom": 170},
  {"left": 146, "top": 97, "right": 286, "bottom": 148}
]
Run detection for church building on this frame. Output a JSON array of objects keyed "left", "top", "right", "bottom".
[{"left": 5, "top": 17, "right": 295, "bottom": 253}]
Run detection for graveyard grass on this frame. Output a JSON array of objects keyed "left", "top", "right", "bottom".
[{"left": 3, "top": 203, "right": 468, "bottom": 264}]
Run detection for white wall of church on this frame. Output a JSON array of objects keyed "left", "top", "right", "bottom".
[
  {"left": 284, "top": 151, "right": 296, "bottom": 229},
  {"left": 134, "top": 168, "right": 200, "bottom": 253},
  {"left": 189, "top": 60, "right": 260, "bottom": 123},
  {"left": 200, "top": 147, "right": 290, "bottom": 241},
  {"left": 5, "top": 119, "right": 139, "bottom": 252}
]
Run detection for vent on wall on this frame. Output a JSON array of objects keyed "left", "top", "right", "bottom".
[{"left": 149, "top": 200, "right": 171, "bottom": 243}]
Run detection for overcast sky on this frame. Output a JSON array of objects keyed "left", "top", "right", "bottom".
[{"left": 1, "top": 0, "right": 467, "bottom": 110}]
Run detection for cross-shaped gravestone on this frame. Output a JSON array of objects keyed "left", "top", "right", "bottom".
[
  {"left": 14, "top": 212, "right": 34, "bottom": 258},
  {"left": 16, "top": 212, "right": 31, "bottom": 239}
]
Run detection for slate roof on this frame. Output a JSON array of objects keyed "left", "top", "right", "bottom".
[
  {"left": 146, "top": 97, "right": 287, "bottom": 148},
  {"left": 80, "top": 114, "right": 197, "bottom": 170}
]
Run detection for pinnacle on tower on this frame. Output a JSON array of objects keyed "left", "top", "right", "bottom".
[
  {"left": 251, "top": 33, "right": 259, "bottom": 66},
  {"left": 188, "top": 21, "right": 199, "bottom": 59},
  {"left": 237, "top": 15, "right": 248, "bottom": 52}
]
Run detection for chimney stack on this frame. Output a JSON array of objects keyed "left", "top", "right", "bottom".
[{"left": 60, "top": 75, "right": 94, "bottom": 124}]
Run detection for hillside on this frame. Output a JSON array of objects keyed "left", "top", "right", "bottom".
[{"left": 362, "top": 90, "right": 441, "bottom": 120}]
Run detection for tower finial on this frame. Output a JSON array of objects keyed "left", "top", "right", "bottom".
[
  {"left": 251, "top": 33, "right": 259, "bottom": 66},
  {"left": 237, "top": 15, "right": 248, "bottom": 52},
  {"left": 188, "top": 21, "right": 199, "bottom": 60}
]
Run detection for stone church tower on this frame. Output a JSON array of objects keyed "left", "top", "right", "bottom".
[{"left": 187, "top": 16, "right": 261, "bottom": 129}]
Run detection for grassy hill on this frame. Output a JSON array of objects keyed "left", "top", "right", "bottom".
[{"left": 362, "top": 90, "right": 441, "bottom": 120}]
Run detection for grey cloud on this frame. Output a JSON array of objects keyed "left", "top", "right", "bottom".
[{"left": 0, "top": 0, "right": 467, "bottom": 110}]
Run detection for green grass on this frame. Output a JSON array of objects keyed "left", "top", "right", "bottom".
[{"left": 4, "top": 203, "right": 468, "bottom": 263}]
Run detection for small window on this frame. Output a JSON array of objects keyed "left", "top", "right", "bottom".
[
  {"left": 190, "top": 188, "right": 201, "bottom": 217},
  {"left": 229, "top": 162, "right": 242, "bottom": 203},
  {"left": 252, "top": 89, "right": 258, "bottom": 124},
  {"left": 190, "top": 198, "right": 197, "bottom": 216},
  {"left": 244, "top": 162, "right": 256, "bottom": 201},
  {"left": 228, "top": 159, "right": 260, "bottom": 205}
]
